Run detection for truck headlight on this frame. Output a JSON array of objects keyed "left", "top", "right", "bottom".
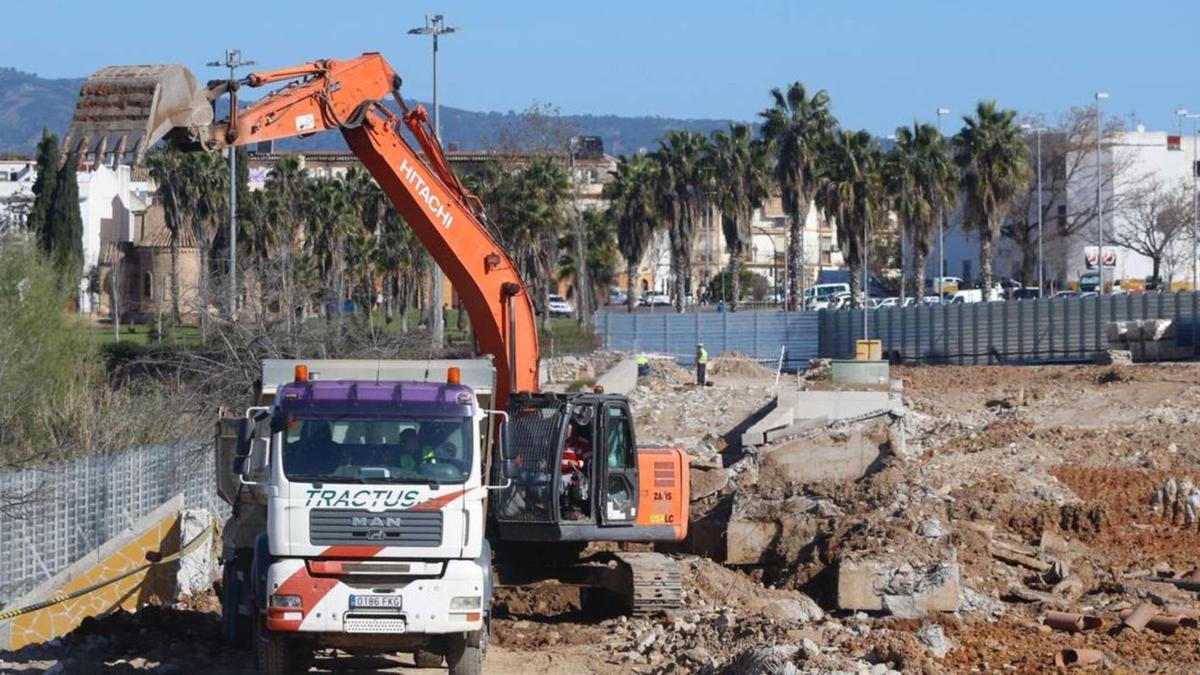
[
  {"left": 449, "top": 596, "right": 481, "bottom": 610},
  {"left": 269, "top": 594, "right": 302, "bottom": 608}
]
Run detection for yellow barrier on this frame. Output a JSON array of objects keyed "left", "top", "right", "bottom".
[{"left": 1, "top": 513, "right": 213, "bottom": 649}]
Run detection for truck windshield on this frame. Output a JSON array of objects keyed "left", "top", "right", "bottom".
[{"left": 281, "top": 415, "right": 473, "bottom": 485}]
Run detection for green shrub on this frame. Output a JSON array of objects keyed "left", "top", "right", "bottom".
[{"left": 0, "top": 235, "right": 101, "bottom": 464}]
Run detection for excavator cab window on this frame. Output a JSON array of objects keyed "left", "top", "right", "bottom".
[{"left": 600, "top": 403, "right": 638, "bottom": 525}]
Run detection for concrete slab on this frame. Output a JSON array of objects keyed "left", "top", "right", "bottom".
[
  {"left": 794, "top": 390, "right": 893, "bottom": 421},
  {"left": 760, "top": 417, "right": 889, "bottom": 483},
  {"left": 831, "top": 360, "right": 889, "bottom": 386},
  {"left": 739, "top": 388, "right": 798, "bottom": 447},
  {"left": 837, "top": 559, "right": 960, "bottom": 616}
]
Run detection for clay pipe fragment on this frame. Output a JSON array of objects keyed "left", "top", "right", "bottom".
[
  {"left": 1044, "top": 611, "right": 1103, "bottom": 633},
  {"left": 1119, "top": 609, "right": 1183, "bottom": 635},
  {"left": 1055, "top": 649, "right": 1104, "bottom": 668},
  {"left": 1164, "top": 605, "right": 1200, "bottom": 626},
  {"left": 1120, "top": 601, "right": 1157, "bottom": 632}
]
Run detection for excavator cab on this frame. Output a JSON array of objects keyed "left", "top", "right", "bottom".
[{"left": 493, "top": 392, "right": 688, "bottom": 543}]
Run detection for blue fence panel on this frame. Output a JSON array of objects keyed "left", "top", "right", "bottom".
[{"left": 597, "top": 310, "right": 821, "bottom": 370}]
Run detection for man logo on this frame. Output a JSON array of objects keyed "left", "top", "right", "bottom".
[{"left": 352, "top": 516, "right": 404, "bottom": 528}]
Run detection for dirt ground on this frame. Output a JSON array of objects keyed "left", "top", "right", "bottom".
[{"left": 8, "top": 359, "right": 1200, "bottom": 673}]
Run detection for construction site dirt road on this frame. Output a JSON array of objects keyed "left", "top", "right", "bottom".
[{"left": 7, "top": 356, "right": 1200, "bottom": 673}]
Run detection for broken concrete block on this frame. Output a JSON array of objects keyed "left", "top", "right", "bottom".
[
  {"left": 838, "top": 559, "right": 961, "bottom": 617},
  {"left": 1139, "top": 319, "right": 1175, "bottom": 342},
  {"left": 1105, "top": 321, "right": 1132, "bottom": 343},
  {"left": 759, "top": 417, "right": 890, "bottom": 483},
  {"left": 726, "top": 494, "right": 820, "bottom": 565},
  {"left": 1093, "top": 349, "right": 1133, "bottom": 366}
]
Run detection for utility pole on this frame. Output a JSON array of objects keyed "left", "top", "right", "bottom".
[
  {"left": 409, "top": 14, "right": 459, "bottom": 347},
  {"left": 1180, "top": 110, "right": 1200, "bottom": 290},
  {"left": 1022, "top": 124, "right": 1047, "bottom": 294},
  {"left": 568, "top": 136, "right": 590, "bottom": 326},
  {"left": 1095, "top": 92, "right": 1109, "bottom": 294},
  {"left": 936, "top": 107, "right": 949, "bottom": 302},
  {"left": 207, "top": 49, "right": 256, "bottom": 318}
]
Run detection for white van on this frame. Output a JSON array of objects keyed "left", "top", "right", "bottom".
[{"left": 803, "top": 283, "right": 851, "bottom": 310}]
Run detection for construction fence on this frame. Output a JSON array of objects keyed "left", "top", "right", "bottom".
[
  {"left": 818, "top": 291, "right": 1200, "bottom": 364},
  {"left": 0, "top": 442, "right": 225, "bottom": 605},
  {"left": 596, "top": 310, "right": 821, "bottom": 371}
]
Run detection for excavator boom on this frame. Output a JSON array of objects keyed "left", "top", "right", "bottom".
[{"left": 66, "top": 53, "right": 538, "bottom": 403}]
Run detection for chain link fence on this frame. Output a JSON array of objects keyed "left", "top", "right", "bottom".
[{"left": 0, "top": 442, "right": 226, "bottom": 604}]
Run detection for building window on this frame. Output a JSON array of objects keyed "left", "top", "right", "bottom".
[{"left": 143, "top": 273, "right": 153, "bottom": 300}]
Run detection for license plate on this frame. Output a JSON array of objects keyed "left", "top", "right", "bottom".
[{"left": 349, "top": 595, "right": 403, "bottom": 609}]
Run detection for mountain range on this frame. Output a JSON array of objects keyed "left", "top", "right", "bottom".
[{"left": 0, "top": 67, "right": 738, "bottom": 157}]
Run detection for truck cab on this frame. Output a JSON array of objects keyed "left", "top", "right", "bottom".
[{"left": 217, "top": 359, "right": 502, "bottom": 675}]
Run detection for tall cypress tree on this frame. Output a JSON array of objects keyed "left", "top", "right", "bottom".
[
  {"left": 26, "top": 129, "right": 59, "bottom": 252},
  {"left": 47, "top": 150, "right": 84, "bottom": 282}
]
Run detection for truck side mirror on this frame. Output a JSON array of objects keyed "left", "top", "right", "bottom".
[
  {"left": 240, "top": 438, "right": 269, "bottom": 481},
  {"left": 235, "top": 418, "right": 255, "bottom": 457}
]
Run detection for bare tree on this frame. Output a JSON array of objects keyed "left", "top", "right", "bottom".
[
  {"left": 1108, "top": 178, "right": 1191, "bottom": 284},
  {"left": 105, "top": 245, "right": 128, "bottom": 342},
  {"left": 1004, "top": 108, "right": 1139, "bottom": 285}
]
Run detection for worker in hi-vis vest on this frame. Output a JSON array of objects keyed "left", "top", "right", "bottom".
[
  {"left": 636, "top": 354, "right": 650, "bottom": 378},
  {"left": 696, "top": 343, "right": 708, "bottom": 386}
]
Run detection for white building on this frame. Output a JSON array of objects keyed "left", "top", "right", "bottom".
[
  {"left": 0, "top": 159, "right": 36, "bottom": 233},
  {"left": 938, "top": 127, "right": 1200, "bottom": 290},
  {"left": 75, "top": 165, "right": 152, "bottom": 311}
]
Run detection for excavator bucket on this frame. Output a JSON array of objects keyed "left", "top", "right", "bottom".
[{"left": 64, "top": 64, "right": 215, "bottom": 167}]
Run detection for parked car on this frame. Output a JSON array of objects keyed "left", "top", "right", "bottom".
[
  {"left": 948, "top": 289, "right": 983, "bottom": 304},
  {"left": 1012, "top": 287, "right": 1042, "bottom": 300},
  {"left": 872, "top": 297, "right": 900, "bottom": 308},
  {"left": 547, "top": 293, "right": 575, "bottom": 317},
  {"left": 1052, "top": 290, "right": 1079, "bottom": 299},
  {"left": 640, "top": 291, "right": 671, "bottom": 307},
  {"left": 608, "top": 290, "right": 629, "bottom": 306},
  {"left": 925, "top": 276, "right": 962, "bottom": 294}
]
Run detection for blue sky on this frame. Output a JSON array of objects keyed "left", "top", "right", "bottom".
[{"left": 10, "top": 1, "right": 1200, "bottom": 136}]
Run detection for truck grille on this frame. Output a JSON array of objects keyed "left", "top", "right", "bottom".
[{"left": 309, "top": 509, "right": 443, "bottom": 547}]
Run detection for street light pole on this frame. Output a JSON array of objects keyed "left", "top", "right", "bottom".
[
  {"left": 936, "top": 107, "right": 949, "bottom": 302},
  {"left": 1094, "top": 92, "right": 1109, "bottom": 294},
  {"left": 1022, "top": 124, "right": 1048, "bottom": 294},
  {"left": 409, "top": 14, "right": 459, "bottom": 347},
  {"left": 1181, "top": 110, "right": 1200, "bottom": 290},
  {"left": 207, "top": 49, "right": 256, "bottom": 318}
]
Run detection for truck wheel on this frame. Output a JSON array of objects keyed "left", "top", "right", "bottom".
[
  {"left": 255, "top": 616, "right": 311, "bottom": 674},
  {"left": 414, "top": 649, "right": 443, "bottom": 668},
  {"left": 222, "top": 555, "right": 253, "bottom": 648},
  {"left": 445, "top": 626, "right": 485, "bottom": 675}
]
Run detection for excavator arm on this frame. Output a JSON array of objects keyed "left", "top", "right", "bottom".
[{"left": 66, "top": 53, "right": 538, "bottom": 403}]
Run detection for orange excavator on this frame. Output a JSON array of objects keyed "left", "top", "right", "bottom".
[{"left": 67, "top": 53, "right": 689, "bottom": 619}]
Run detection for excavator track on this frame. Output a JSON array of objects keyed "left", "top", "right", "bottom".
[{"left": 610, "top": 552, "right": 683, "bottom": 615}]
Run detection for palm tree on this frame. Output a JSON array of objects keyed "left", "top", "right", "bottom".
[
  {"left": 605, "top": 154, "right": 659, "bottom": 312},
  {"left": 467, "top": 158, "right": 569, "bottom": 330},
  {"left": 653, "top": 130, "right": 710, "bottom": 312},
  {"left": 760, "top": 83, "right": 836, "bottom": 309},
  {"left": 885, "top": 122, "right": 956, "bottom": 300},
  {"left": 558, "top": 208, "right": 619, "bottom": 308},
  {"left": 709, "top": 124, "right": 772, "bottom": 310},
  {"left": 953, "top": 100, "right": 1030, "bottom": 295},
  {"left": 300, "top": 178, "right": 360, "bottom": 319},
  {"left": 146, "top": 146, "right": 184, "bottom": 323},
  {"left": 816, "top": 130, "right": 885, "bottom": 308}
]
